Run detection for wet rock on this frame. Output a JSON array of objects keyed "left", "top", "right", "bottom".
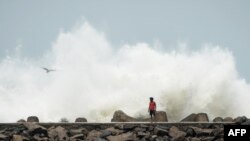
[
  {"left": 201, "top": 136, "right": 216, "bottom": 141},
  {"left": 190, "top": 127, "right": 213, "bottom": 137},
  {"left": 234, "top": 116, "right": 247, "bottom": 124},
  {"left": 242, "top": 119, "right": 250, "bottom": 125},
  {"left": 154, "top": 127, "right": 168, "bottom": 136},
  {"left": 211, "top": 128, "right": 223, "bottom": 138},
  {"left": 153, "top": 111, "right": 168, "bottom": 122},
  {"left": 75, "top": 117, "right": 87, "bottom": 122},
  {"left": 105, "top": 127, "right": 123, "bottom": 135},
  {"left": 190, "top": 137, "right": 201, "bottom": 141},
  {"left": 48, "top": 126, "right": 69, "bottom": 140},
  {"left": 111, "top": 110, "right": 137, "bottom": 122},
  {"left": 169, "top": 126, "right": 186, "bottom": 141},
  {"left": 27, "top": 116, "right": 39, "bottom": 122},
  {"left": 100, "top": 130, "right": 112, "bottom": 138},
  {"left": 223, "top": 117, "right": 233, "bottom": 122},
  {"left": 86, "top": 130, "right": 102, "bottom": 140},
  {"left": 123, "top": 124, "right": 137, "bottom": 131},
  {"left": 23, "top": 122, "right": 47, "bottom": 136},
  {"left": 137, "top": 131, "right": 150, "bottom": 138},
  {"left": 17, "top": 119, "right": 26, "bottom": 123},
  {"left": 107, "top": 132, "right": 135, "bottom": 141},
  {"left": 186, "top": 127, "right": 195, "bottom": 137},
  {"left": 212, "top": 117, "right": 223, "bottom": 122},
  {"left": 181, "top": 113, "right": 209, "bottom": 122}
]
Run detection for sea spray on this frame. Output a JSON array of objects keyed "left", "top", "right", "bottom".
[{"left": 0, "top": 22, "right": 249, "bottom": 122}]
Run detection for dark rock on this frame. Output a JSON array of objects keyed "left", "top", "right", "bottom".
[
  {"left": 104, "top": 127, "right": 123, "bottom": 135},
  {"left": 223, "top": 117, "right": 233, "bottom": 122},
  {"left": 212, "top": 117, "right": 223, "bottom": 122},
  {"left": 201, "top": 136, "right": 216, "bottom": 141},
  {"left": 111, "top": 110, "right": 137, "bottom": 122},
  {"left": 190, "top": 127, "right": 213, "bottom": 137},
  {"left": 134, "top": 127, "right": 147, "bottom": 133},
  {"left": 169, "top": 126, "right": 187, "bottom": 141},
  {"left": 123, "top": 124, "right": 136, "bottom": 131},
  {"left": 186, "top": 128, "right": 196, "bottom": 137},
  {"left": 33, "top": 135, "right": 45, "bottom": 141},
  {"left": 23, "top": 122, "right": 47, "bottom": 136},
  {"left": 211, "top": 128, "right": 223, "bottom": 138},
  {"left": 154, "top": 127, "right": 168, "bottom": 136},
  {"left": 107, "top": 132, "right": 135, "bottom": 141},
  {"left": 234, "top": 116, "right": 247, "bottom": 124},
  {"left": 17, "top": 119, "right": 26, "bottom": 123},
  {"left": 242, "top": 119, "right": 250, "bottom": 125},
  {"left": 27, "top": 116, "right": 39, "bottom": 122},
  {"left": 181, "top": 113, "right": 209, "bottom": 122},
  {"left": 75, "top": 117, "right": 87, "bottom": 122},
  {"left": 137, "top": 131, "right": 150, "bottom": 138},
  {"left": 100, "top": 130, "right": 112, "bottom": 138},
  {"left": 155, "top": 136, "right": 169, "bottom": 141},
  {"left": 140, "top": 124, "right": 149, "bottom": 129},
  {"left": 190, "top": 137, "right": 201, "bottom": 141}
]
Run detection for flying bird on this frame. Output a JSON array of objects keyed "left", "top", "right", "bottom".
[{"left": 42, "top": 67, "right": 56, "bottom": 73}]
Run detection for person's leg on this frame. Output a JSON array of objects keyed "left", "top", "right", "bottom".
[
  {"left": 150, "top": 110, "right": 153, "bottom": 121},
  {"left": 152, "top": 110, "right": 156, "bottom": 121}
]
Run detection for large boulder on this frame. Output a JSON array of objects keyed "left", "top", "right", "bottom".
[
  {"left": 212, "top": 117, "right": 223, "bottom": 122},
  {"left": 111, "top": 110, "right": 168, "bottom": 122},
  {"left": 181, "top": 113, "right": 209, "bottom": 122},
  {"left": 75, "top": 117, "right": 87, "bottom": 122},
  {"left": 23, "top": 122, "right": 47, "bottom": 136},
  {"left": 233, "top": 116, "right": 247, "bottom": 124},
  {"left": 111, "top": 110, "right": 137, "bottom": 122},
  {"left": 154, "top": 111, "right": 168, "bottom": 122},
  {"left": 223, "top": 117, "right": 233, "bottom": 122},
  {"left": 169, "top": 126, "right": 187, "bottom": 141},
  {"left": 86, "top": 130, "right": 102, "bottom": 140},
  {"left": 27, "top": 116, "right": 39, "bottom": 122},
  {"left": 48, "top": 126, "right": 69, "bottom": 140},
  {"left": 17, "top": 119, "right": 26, "bottom": 123}
]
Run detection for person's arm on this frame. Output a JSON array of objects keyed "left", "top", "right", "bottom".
[{"left": 154, "top": 102, "right": 156, "bottom": 111}]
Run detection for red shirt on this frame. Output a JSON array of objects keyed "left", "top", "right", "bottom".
[{"left": 149, "top": 101, "right": 156, "bottom": 110}]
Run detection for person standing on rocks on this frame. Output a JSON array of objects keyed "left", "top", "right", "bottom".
[{"left": 148, "top": 97, "right": 156, "bottom": 121}]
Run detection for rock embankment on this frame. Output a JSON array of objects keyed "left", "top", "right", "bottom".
[
  {"left": 1, "top": 112, "right": 250, "bottom": 141},
  {"left": 0, "top": 122, "right": 229, "bottom": 141}
]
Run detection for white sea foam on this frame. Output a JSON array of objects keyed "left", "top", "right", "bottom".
[{"left": 0, "top": 22, "right": 249, "bottom": 122}]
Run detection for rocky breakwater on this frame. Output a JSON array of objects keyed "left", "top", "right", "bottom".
[{"left": 0, "top": 113, "right": 250, "bottom": 141}]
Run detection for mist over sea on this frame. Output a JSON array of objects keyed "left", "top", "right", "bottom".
[{"left": 0, "top": 22, "right": 249, "bottom": 122}]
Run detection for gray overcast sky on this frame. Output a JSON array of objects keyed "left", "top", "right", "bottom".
[{"left": 0, "top": 0, "right": 250, "bottom": 81}]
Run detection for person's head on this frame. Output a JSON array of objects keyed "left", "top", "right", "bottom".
[{"left": 150, "top": 97, "right": 153, "bottom": 102}]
